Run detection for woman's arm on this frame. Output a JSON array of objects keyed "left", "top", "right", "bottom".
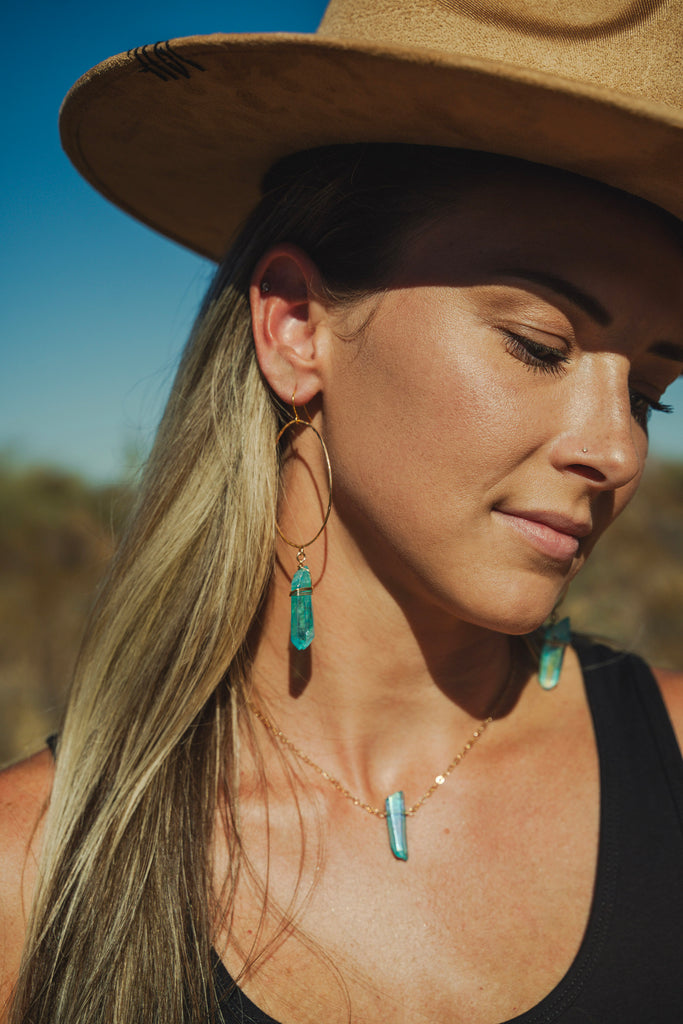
[{"left": 0, "top": 750, "right": 53, "bottom": 1022}]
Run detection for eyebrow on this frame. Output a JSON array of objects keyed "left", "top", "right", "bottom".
[
  {"left": 497, "top": 269, "right": 612, "bottom": 326},
  {"left": 649, "top": 340, "right": 683, "bottom": 364},
  {"left": 498, "top": 268, "right": 683, "bottom": 371}
]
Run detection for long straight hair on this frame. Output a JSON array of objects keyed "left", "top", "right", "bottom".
[{"left": 10, "top": 145, "right": 604, "bottom": 1023}]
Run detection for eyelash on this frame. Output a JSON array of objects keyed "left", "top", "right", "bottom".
[
  {"left": 628, "top": 393, "right": 674, "bottom": 428},
  {"left": 503, "top": 331, "right": 568, "bottom": 377},
  {"left": 502, "top": 330, "right": 674, "bottom": 428}
]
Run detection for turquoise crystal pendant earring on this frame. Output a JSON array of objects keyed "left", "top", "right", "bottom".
[
  {"left": 538, "top": 616, "right": 571, "bottom": 690},
  {"left": 289, "top": 550, "right": 314, "bottom": 651},
  {"left": 276, "top": 399, "right": 333, "bottom": 651}
]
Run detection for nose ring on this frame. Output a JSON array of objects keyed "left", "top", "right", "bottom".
[{"left": 581, "top": 447, "right": 588, "bottom": 453}]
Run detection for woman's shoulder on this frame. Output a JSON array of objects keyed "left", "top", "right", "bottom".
[
  {"left": 0, "top": 748, "right": 54, "bottom": 1016},
  {"left": 653, "top": 666, "right": 683, "bottom": 754}
]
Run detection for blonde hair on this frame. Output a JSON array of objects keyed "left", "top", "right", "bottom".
[{"left": 11, "top": 144, "right": 619, "bottom": 1023}]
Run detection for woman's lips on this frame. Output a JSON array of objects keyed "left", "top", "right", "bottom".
[{"left": 493, "top": 509, "right": 589, "bottom": 561}]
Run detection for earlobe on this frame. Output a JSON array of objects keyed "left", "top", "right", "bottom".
[{"left": 250, "top": 244, "right": 329, "bottom": 404}]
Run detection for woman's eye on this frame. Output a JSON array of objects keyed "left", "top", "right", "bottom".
[
  {"left": 629, "top": 389, "right": 674, "bottom": 429},
  {"left": 502, "top": 330, "right": 568, "bottom": 376},
  {"left": 503, "top": 329, "right": 676, "bottom": 429}
]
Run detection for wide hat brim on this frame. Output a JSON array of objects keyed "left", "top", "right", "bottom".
[{"left": 60, "top": 31, "right": 683, "bottom": 261}]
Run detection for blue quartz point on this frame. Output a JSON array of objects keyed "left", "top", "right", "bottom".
[
  {"left": 539, "top": 617, "right": 571, "bottom": 690},
  {"left": 385, "top": 790, "right": 408, "bottom": 861},
  {"left": 290, "top": 565, "right": 314, "bottom": 650}
]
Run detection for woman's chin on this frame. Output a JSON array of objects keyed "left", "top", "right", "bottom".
[{"left": 449, "top": 580, "right": 569, "bottom": 637}]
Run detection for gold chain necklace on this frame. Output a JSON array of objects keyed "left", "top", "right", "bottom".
[{"left": 247, "top": 664, "right": 515, "bottom": 862}]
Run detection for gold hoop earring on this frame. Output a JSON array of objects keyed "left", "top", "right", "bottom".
[{"left": 276, "top": 399, "right": 332, "bottom": 650}]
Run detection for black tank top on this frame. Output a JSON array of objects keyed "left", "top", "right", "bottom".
[{"left": 212, "top": 642, "right": 683, "bottom": 1023}]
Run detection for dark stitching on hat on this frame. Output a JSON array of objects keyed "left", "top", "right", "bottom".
[
  {"left": 155, "top": 40, "right": 206, "bottom": 77},
  {"left": 129, "top": 45, "right": 169, "bottom": 80},
  {"left": 129, "top": 41, "right": 206, "bottom": 82}
]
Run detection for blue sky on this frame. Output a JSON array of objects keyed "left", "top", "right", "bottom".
[{"left": 2, "top": 0, "right": 682, "bottom": 482}]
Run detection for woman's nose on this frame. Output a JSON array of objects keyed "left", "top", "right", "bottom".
[{"left": 550, "top": 363, "right": 644, "bottom": 491}]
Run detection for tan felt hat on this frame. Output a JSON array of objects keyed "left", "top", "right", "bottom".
[{"left": 60, "top": 0, "right": 683, "bottom": 261}]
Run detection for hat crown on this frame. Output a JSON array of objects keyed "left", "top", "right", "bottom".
[{"left": 319, "top": 0, "right": 683, "bottom": 108}]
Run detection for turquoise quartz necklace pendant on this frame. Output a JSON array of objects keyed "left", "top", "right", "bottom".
[
  {"left": 289, "top": 551, "right": 314, "bottom": 650},
  {"left": 539, "top": 616, "right": 571, "bottom": 690},
  {"left": 385, "top": 790, "right": 408, "bottom": 861}
]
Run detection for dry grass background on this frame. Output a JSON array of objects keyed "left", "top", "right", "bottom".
[
  {"left": 0, "top": 459, "right": 133, "bottom": 765},
  {"left": 1, "top": 456, "right": 681, "bottom": 766}
]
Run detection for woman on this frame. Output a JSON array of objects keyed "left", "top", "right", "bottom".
[{"left": 2, "top": 2, "right": 683, "bottom": 1022}]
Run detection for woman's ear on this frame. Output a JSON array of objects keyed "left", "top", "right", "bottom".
[{"left": 249, "top": 244, "right": 331, "bottom": 404}]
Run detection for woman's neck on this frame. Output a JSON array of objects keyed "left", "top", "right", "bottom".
[{"left": 248, "top": 541, "right": 527, "bottom": 803}]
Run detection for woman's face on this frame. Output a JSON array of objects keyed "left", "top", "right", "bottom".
[{"left": 320, "top": 170, "right": 683, "bottom": 634}]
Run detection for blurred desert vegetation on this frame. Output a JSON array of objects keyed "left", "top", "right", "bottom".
[
  {"left": 0, "top": 456, "right": 135, "bottom": 765},
  {"left": 1, "top": 454, "right": 682, "bottom": 766}
]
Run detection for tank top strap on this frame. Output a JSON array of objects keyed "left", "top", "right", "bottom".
[{"left": 576, "top": 639, "right": 683, "bottom": 826}]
